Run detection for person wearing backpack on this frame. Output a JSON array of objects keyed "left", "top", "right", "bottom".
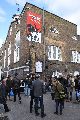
[{"left": 52, "top": 78, "right": 65, "bottom": 115}]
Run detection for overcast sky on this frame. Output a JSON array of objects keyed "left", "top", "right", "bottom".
[{"left": 0, "top": 0, "right": 80, "bottom": 47}]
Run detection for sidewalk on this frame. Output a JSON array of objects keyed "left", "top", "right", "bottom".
[{"left": 1, "top": 92, "right": 80, "bottom": 120}]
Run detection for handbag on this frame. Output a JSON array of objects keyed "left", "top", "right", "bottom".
[
  {"left": 77, "top": 91, "right": 80, "bottom": 97},
  {"left": 10, "top": 88, "right": 14, "bottom": 96}
]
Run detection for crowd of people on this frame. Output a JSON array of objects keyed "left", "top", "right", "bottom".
[{"left": 0, "top": 72, "right": 80, "bottom": 117}]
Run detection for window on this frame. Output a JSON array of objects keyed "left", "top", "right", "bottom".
[
  {"left": 14, "top": 47, "right": 19, "bottom": 63},
  {"left": 48, "top": 45, "right": 62, "bottom": 61},
  {"left": 14, "top": 31, "right": 20, "bottom": 63},
  {"left": 10, "top": 27, "right": 12, "bottom": 35},
  {"left": 71, "top": 50, "right": 80, "bottom": 63},
  {"left": 15, "top": 30, "right": 20, "bottom": 47},
  {"left": 77, "top": 52, "right": 80, "bottom": 63},
  {"left": 4, "top": 49, "right": 6, "bottom": 68},
  {"left": 8, "top": 42, "right": 11, "bottom": 66}
]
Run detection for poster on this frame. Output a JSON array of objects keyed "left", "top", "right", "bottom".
[
  {"left": 27, "top": 11, "right": 42, "bottom": 43},
  {"left": 35, "top": 61, "right": 42, "bottom": 72}
]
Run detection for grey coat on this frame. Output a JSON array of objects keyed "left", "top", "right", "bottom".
[{"left": 32, "top": 79, "right": 43, "bottom": 97}]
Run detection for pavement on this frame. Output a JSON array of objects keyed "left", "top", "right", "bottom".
[{"left": 1, "top": 92, "right": 80, "bottom": 120}]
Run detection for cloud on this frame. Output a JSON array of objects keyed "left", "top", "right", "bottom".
[{"left": 0, "top": 7, "right": 6, "bottom": 22}]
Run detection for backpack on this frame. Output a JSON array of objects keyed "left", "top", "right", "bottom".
[
  {"left": 59, "top": 91, "right": 66, "bottom": 100},
  {"left": 57, "top": 83, "right": 66, "bottom": 100}
]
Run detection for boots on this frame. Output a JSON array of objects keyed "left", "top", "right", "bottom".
[{"left": 4, "top": 103, "right": 10, "bottom": 112}]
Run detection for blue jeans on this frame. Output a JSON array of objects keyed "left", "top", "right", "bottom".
[{"left": 34, "top": 96, "right": 44, "bottom": 115}]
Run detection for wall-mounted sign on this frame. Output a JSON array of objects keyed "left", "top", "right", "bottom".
[
  {"left": 35, "top": 61, "right": 42, "bottom": 72},
  {"left": 27, "top": 11, "right": 42, "bottom": 43}
]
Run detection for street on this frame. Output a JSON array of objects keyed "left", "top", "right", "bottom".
[{"left": 2, "top": 92, "right": 80, "bottom": 120}]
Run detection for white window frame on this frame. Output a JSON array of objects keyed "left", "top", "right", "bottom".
[
  {"left": 14, "top": 31, "right": 20, "bottom": 63},
  {"left": 71, "top": 51, "right": 78, "bottom": 63},
  {"left": 10, "top": 27, "right": 12, "bottom": 35},
  {"left": 14, "top": 46, "right": 20, "bottom": 63},
  {"left": 48, "top": 45, "right": 62, "bottom": 61},
  {"left": 15, "top": 30, "right": 20, "bottom": 47},
  {"left": 4, "top": 49, "right": 6, "bottom": 68},
  {"left": 8, "top": 42, "right": 11, "bottom": 66}
]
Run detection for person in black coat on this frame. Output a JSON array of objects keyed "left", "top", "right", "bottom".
[
  {"left": 30, "top": 73, "right": 35, "bottom": 113},
  {"left": 0, "top": 80, "right": 10, "bottom": 112},
  {"left": 12, "top": 73, "right": 21, "bottom": 103}
]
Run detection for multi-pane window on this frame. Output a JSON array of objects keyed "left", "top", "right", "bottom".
[
  {"left": 10, "top": 27, "right": 12, "bottom": 35},
  {"left": 77, "top": 52, "right": 80, "bottom": 63},
  {"left": 14, "top": 47, "right": 19, "bottom": 63},
  {"left": 71, "top": 51, "right": 80, "bottom": 63},
  {"left": 48, "top": 45, "right": 62, "bottom": 61},
  {"left": 4, "top": 49, "right": 6, "bottom": 68},
  {"left": 8, "top": 42, "right": 11, "bottom": 66},
  {"left": 14, "top": 31, "right": 20, "bottom": 63}
]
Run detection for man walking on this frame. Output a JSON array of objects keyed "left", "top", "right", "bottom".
[
  {"left": 12, "top": 73, "right": 21, "bottom": 103},
  {"left": 32, "top": 74, "right": 46, "bottom": 118}
]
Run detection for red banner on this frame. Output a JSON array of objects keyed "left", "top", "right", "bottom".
[{"left": 27, "top": 11, "right": 42, "bottom": 43}]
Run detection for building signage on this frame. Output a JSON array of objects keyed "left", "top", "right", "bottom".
[
  {"left": 35, "top": 61, "right": 42, "bottom": 72},
  {"left": 27, "top": 11, "right": 42, "bottom": 43}
]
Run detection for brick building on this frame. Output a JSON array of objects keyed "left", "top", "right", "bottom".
[{"left": 0, "top": 2, "right": 80, "bottom": 80}]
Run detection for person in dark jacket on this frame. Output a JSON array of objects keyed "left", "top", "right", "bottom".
[
  {"left": 0, "top": 80, "right": 10, "bottom": 112},
  {"left": 32, "top": 74, "right": 46, "bottom": 118},
  {"left": 12, "top": 73, "right": 21, "bottom": 103},
  {"left": 30, "top": 73, "right": 35, "bottom": 113},
  {"left": 6, "top": 75, "right": 12, "bottom": 100},
  {"left": 52, "top": 78, "right": 65, "bottom": 115}
]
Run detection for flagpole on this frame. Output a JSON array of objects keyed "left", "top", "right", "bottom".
[{"left": 43, "top": 7, "right": 46, "bottom": 79}]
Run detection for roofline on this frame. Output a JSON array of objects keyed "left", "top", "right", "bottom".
[{"left": 21, "top": 2, "right": 77, "bottom": 26}]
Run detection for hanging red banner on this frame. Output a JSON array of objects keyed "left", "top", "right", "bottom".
[{"left": 27, "top": 11, "right": 42, "bottom": 43}]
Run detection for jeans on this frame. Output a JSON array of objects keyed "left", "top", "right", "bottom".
[
  {"left": 55, "top": 99, "right": 63, "bottom": 114},
  {"left": 34, "top": 96, "right": 44, "bottom": 116},
  {"left": 24, "top": 85, "right": 30, "bottom": 96}
]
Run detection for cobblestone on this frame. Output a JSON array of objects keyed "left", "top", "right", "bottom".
[{"left": 2, "top": 92, "right": 80, "bottom": 120}]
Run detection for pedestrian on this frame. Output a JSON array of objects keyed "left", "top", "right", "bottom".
[
  {"left": 6, "top": 75, "right": 12, "bottom": 100},
  {"left": 52, "top": 78, "right": 65, "bottom": 115},
  {"left": 66, "top": 74, "right": 74, "bottom": 101},
  {"left": 0, "top": 80, "right": 10, "bottom": 112},
  {"left": 29, "top": 73, "right": 35, "bottom": 113},
  {"left": 12, "top": 73, "right": 21, "bottom": 103},
  {"left": 24, "top": 74, "right": 30, "bottom": 96},
  {"left": 32, "top": 74, "right": 46, "bottom": 118}
]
